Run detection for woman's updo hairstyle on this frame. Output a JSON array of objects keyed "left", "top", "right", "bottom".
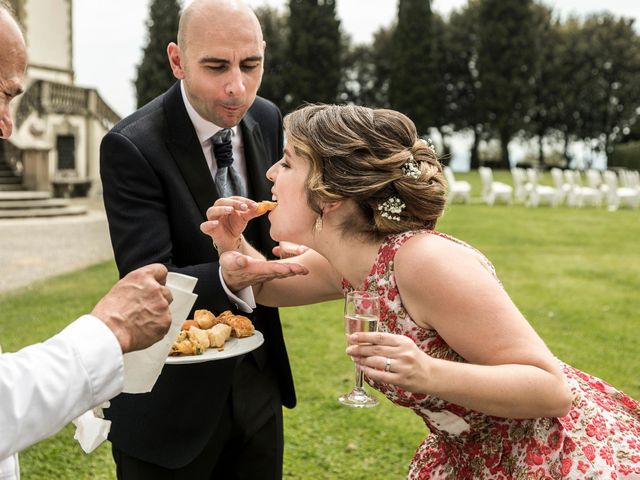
[{"left": 283, "top": 104, "right": 446, "bottom": 240}]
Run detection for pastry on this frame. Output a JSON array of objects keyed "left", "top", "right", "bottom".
[
  {"left": 207, "top": 323, "right": 232, "bottom": 348},
  {"left": 188, "top": 326, "right": 210, "bottom": 349},
  {"left": 194, "top": 309, "right": 217, "bottom": 329},
  {"left": 180, "top": 319, "right": 198, "bottom": 331},
  {"left": 225, "top": 314, "right": 255, "bottom": 338},
  {"left": 255, "top": 200, "right": 277, "bottom": 214}
]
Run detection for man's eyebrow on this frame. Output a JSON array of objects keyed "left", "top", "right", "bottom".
[
  {"left": 199, "top": 55, "right": 263, "bottom": 64},
  {"left": 241, "top": 55, "right": 263, "bottom": 63},
  {"left": 199, "top": 56, "right": 229, "bottom": 64}
]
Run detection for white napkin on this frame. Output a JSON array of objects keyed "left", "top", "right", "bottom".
[
  {"left": 123, "top": 272, "right": 198, "bottom": 393},
  {"left": 72, "top": 404, "right": 112, "bottom": 455},
  {"left": 72, "top": 272, "right": 198, "bottom": 453}
]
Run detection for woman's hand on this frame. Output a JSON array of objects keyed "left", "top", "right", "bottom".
[
  {"left": 346, "top": 331, "right": 433, "bottom": 395},
  {"left": 200, "top": 197, "right": 262, "bottom": 253},
  {"left": 273, "top": 241, "right": 309, "bottom": 259},
  {"left": 219, "top": 251, "right": 309, "bottom": 291}
]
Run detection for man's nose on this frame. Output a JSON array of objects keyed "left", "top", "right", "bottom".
[
  {"left": 0, "top": 110, "right": 14, "bottom": 139},
  {"left": 225, "top": 68, "right": 246, "bottom": 97}
]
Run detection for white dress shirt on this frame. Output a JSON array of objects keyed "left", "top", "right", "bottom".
[
  {"left": 0, "top": 315, "right": 124, "bottom": 478},
  {"left": 180, "top": 81, "right": 256, "bottom": 312}
]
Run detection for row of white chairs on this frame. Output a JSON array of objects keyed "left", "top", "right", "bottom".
[{"left": 446, "top": 166, "right": 639, "bottom": 210}]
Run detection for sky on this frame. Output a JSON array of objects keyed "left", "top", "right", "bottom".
[{"left": 73, "top": 0, "right": 640, "bottom": 119}]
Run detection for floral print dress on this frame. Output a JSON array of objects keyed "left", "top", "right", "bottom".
[{"left": 342, "top": 230, "right": 640, "bottom": 479}]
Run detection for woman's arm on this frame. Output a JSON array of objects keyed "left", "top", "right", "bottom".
[
  {"left": 202, "top": 201, "right": 343, "bottom": 306},
  {"left": 349, "top": 234, "right": 572, "bottom": 419}
]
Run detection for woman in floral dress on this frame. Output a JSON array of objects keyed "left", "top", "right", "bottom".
[{"left": 202, "top": 104, "right": 640, "bottom": 479}]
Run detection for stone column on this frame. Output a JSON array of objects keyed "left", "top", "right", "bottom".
[{"left": 21, "top": 146, "right": 52, "bottom": 191}]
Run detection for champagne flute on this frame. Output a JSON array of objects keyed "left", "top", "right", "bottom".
[{"left": 338, "top": 291, "right": 380, "bottom": 408}]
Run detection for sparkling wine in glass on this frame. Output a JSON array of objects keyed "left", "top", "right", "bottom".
[{"left": 338, "top": 291, "right": 380, "bottom": 408}]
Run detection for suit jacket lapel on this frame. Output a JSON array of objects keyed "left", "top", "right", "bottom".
[
  {"left": 241, "top": 111, "right": 275, "bottom": 251},
  {"left": 163, "top": 82, "right": 217, "bottom": 219},
  {"left": 241, "top": 112, "right": 273, "bottom": 203}
]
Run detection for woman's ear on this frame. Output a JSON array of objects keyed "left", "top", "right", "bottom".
[{"left": 321, "top": 201, "right": 342, "bottom": 215}]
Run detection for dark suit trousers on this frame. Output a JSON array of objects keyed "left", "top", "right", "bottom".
[{"left": 112, "top": 355, "right": 284, "bottom": 480}]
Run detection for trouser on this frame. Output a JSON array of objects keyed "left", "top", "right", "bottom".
[{"left": 112, "top": 355, "right": 284, "bottom": 480}]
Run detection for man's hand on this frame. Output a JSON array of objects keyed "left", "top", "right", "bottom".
[
  {"left": 91, "top": 264, "right": 173, "bottom": 353},
  {"left": 220, "top": 251, "right": 309, "bottom": 291}
]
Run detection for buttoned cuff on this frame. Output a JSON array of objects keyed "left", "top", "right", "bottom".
[
  {"left": 57, "top": 315, "right": 124, "bottom": 404},
  {"left": 218, "top": 267, "right": 256, "bottom": 313}
]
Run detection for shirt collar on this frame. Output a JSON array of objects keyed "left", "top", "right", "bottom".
[{"left": 180, "top": 81, "right": 237, "bottom": 145}]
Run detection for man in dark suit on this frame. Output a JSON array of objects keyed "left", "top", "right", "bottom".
[{"left": 99, "top": 0, "right": 300, "bottom": 478}]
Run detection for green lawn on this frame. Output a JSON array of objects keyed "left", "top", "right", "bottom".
[{"left": 1, "top": 185, "right": 639, "bottom": 479}]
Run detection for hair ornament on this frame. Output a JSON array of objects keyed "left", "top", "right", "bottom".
[
  {"left": 401, "top": 156, "right": 421, "bottom": 179},
  {"left": 378, "top": 196, "right": 405, "bottom": 222},
  {"left": 418, "top": 138, "right": 437, "bottom": 155}
]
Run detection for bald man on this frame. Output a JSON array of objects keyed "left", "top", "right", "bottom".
[
  {"left": 0, "top": 4, "right": 173, "bottom": 478},
  {"left": 99, "top": 0, "right": 296, "bottom": 478}
]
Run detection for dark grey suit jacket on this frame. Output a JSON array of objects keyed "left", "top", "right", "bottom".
[{"left": 99, "top": 81, "right": 295, "bottom": 468}]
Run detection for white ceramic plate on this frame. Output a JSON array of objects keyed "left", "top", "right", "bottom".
[{"left": 165, "top": 330, "right": 264, "bottom": 364}]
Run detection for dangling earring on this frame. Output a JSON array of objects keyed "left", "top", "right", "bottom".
[{"left": 314, "top": 215, "right": 323, "bottom": 232}]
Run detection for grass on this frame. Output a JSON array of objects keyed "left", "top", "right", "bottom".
[{"left": 1, "top": 177, "right": 639, "bottom": 479}]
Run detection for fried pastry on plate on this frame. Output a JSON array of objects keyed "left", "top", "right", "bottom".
[
  {"left": 188, "top": 326, "right": 210, "bottom": 349},
  {"left": 226, "top": 315, "right": 255, "bottom": 338},
  {"left": 170, "top": 331, "right": 201, "bottom": 356},
  {"left": 181, "top": 319, "right": 198, "bottom": 331},
  {"left": 194, "top": 309, "right": 217, "bottom": 329},
  {"left": 217, "top": 310, "right": 234, "bottom": 320},
  {"left": 170, "top": 329, "right": 208, "bottom": 356},
  {"left": 207, "top": 323, "right": 232, "bottom": 348}
]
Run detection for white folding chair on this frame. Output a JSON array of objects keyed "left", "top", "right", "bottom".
[
  {"left": 443, "top": 166, "right": 471, "bottom": 204},
  {"left": 525, "top": 168, "right": 557, "bottom": 207},
  {"left": 619, "top": 169, "right": 640, "bottom": 193},
  {"left": 602, "top": 170, "right": 640, "bottom": 210},
  {"left": 563, "top": 170, "right": 601, "bottom": 207},
  {"left": 550, "top": 168, "right": 571, "bottom": 205},
  {"left": 510, "top": 168, "right": 530, "bottom": 204},
  {"left": 586, "top": 169, "right": 609, "bottom": 197},
  {"left": 478, "top": 167, "right": 512, "bottom": 205}
]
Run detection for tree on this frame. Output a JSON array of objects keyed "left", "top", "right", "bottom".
[
  {"left": 287, "top": 0, "right": 342, "bottom": 110},
  {"left": 552, "top": 17, "right": 590, "bottom": 166},
  {"left": 135, "top": 0, "right": 181, "bottom": 109},
  {"left": 255, "top": 6, "right": 290, "bottom": 112},
  {"left": 477, "top": 0, "right": 537, "bottom": 168},
  {"left": 338, "top": 25, "right": 394, "bottom": 108},
  {"left": 446, "top": 1, "right": 485, "bottom": 169},
  {"left": 573, "top": 14, "right": 640, "bottom": 163},
  {"left": 389, "top": 0, "right": 436, "bottom": 136},
  {"left": 429, "top": 12, "right": 455, "bottom": 162},
  {"left": 526, "top": 4, "right": 566, "bottom": 167}
]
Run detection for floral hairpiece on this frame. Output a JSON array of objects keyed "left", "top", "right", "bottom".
[
  {"left": 401, "top": 155, "right": 421, "bottom": 179},
  {"left": 418, "top": 138, "right": 437, "bottom": 155},
  {"left": 378, "top": 196, "right": 405, "bottom": 222}
]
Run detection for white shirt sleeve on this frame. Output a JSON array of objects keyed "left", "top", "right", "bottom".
[
  {"left": 0, "top": 453, "right": 19, "bottom": 480},
  {"left": 0, "top": 315, "right": 124, "bottom": 460},
  {"left": 218, "top": 266, "right": 256, "bottom": 313}
]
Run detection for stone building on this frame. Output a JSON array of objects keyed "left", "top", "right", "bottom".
[{"left": 1, "top": 0, "right": 120, "bottom": 198}]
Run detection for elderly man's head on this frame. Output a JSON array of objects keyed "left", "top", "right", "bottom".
[{"left": 0, "top": 2, "right": 27, "bottom": 139}]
